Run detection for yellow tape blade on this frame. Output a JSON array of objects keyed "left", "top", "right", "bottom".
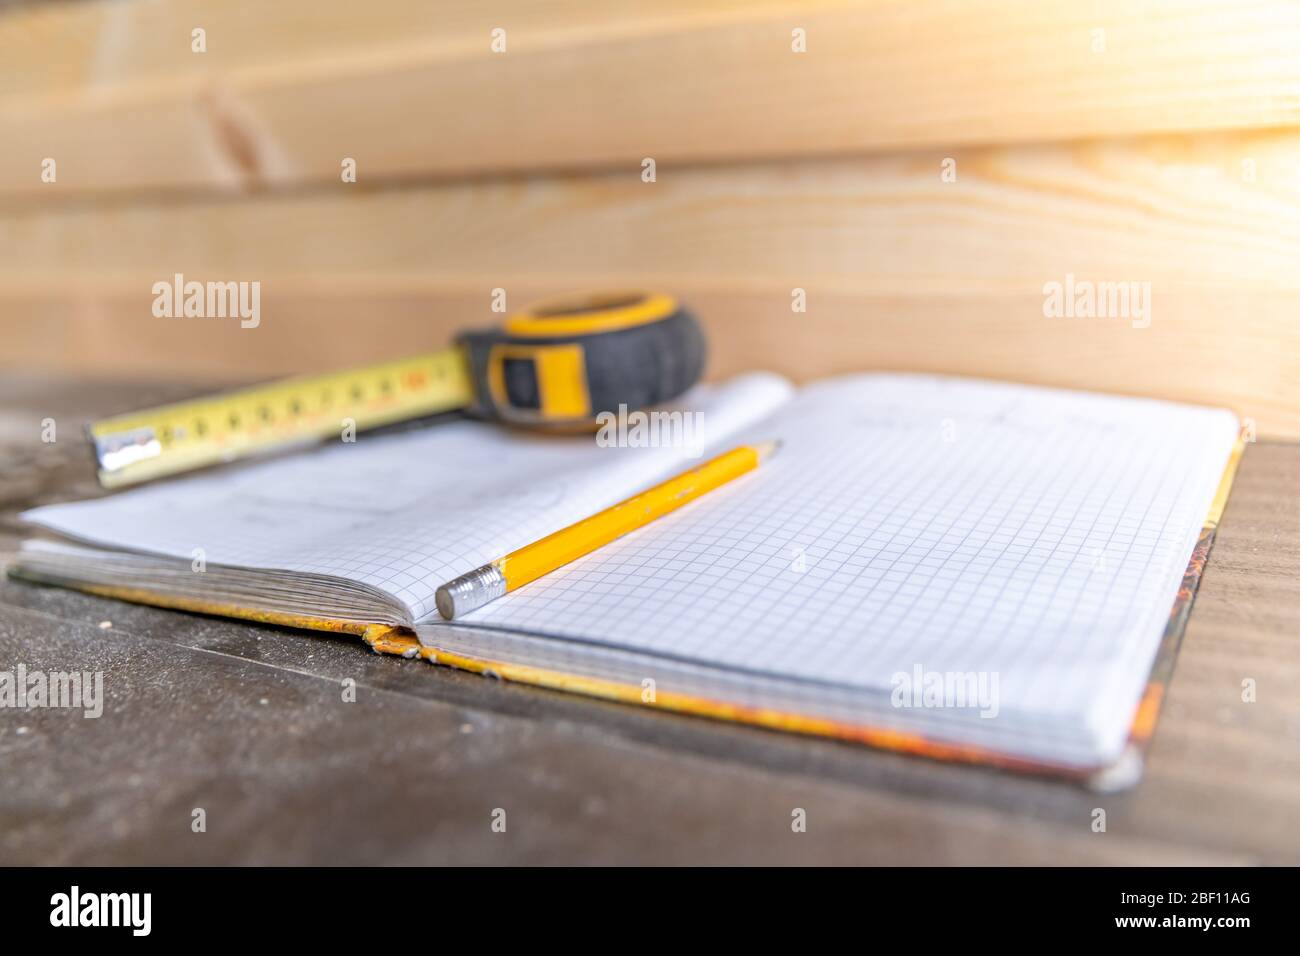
[{"left": 89, "top": 348, "right": 474, "bottom": 488}]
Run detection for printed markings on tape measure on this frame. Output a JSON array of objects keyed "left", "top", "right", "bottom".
[{"left": 89, "top": 349, "right": 474, "bottom": 488}]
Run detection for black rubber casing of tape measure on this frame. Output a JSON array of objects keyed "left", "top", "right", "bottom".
[{"left": 457, "top": 297, "right": 707, "bottom": 428}]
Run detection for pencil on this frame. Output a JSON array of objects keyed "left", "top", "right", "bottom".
[{"left": 434, "top": 439, "right": 781, "bottom": 620}]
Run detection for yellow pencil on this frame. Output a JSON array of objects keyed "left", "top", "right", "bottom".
[{"left": 434, "top": 440, "right": 780, "bottom": 620}]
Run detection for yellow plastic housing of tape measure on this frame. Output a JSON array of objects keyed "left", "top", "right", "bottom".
[
  {"left": 459, "top": 291, "right": 705, "bottom": 428},
  {"left": 503, "top": 292, "right": 679, "bottom": 337}
]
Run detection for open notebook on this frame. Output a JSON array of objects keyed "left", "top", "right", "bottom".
[{"left": 11, "top": 373, "right": 1241, "bottom": 783}]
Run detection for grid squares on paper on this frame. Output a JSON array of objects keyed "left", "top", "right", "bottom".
[{"left": 461, "top": 376, "right": 1238, "bottom": 737}]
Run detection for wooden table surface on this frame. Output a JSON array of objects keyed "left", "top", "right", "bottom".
[{"left": 1, "top": 374, "right": 1297, "bottom": 865}]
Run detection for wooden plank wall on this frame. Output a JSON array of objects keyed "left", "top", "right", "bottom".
[{"left": 3, "top": 0, "right": 1300, "bottom": 435}]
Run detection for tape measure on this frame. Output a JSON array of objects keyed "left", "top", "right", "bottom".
[{"left": 89, "top": 291, "right": 706, "bottom": 488}]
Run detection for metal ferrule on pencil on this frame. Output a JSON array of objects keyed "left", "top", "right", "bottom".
[{"left": 436, "top": 563, "right": 506, "bottom": 620}]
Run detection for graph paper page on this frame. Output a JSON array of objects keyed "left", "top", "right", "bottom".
[
  {"left": 443, "top": 375, "right": 1239, "bottom": 760},
  {"left": 22, "top": 373, "right": 793, "bottom": 624}
]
